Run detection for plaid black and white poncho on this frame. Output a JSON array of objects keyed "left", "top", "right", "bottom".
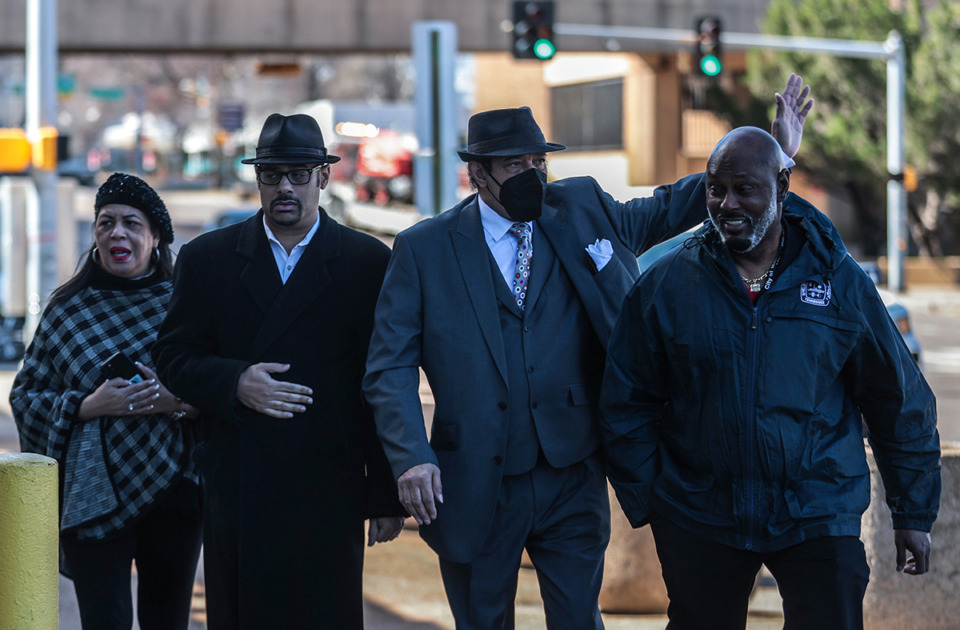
[{"left": 11, "top": 269, "right": 198, "bottom": 541}]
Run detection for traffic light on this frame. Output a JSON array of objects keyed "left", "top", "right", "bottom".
[
  {"left": 903, "top": 164, "right": 918, "bottom": 193},
  {"left": 695, "top": 16, "right": 723, "bottom": 77},
  {"left": 0, "top": 129, "right": 31, "bottom": 173},
  {"left": 512, "top": 1, "right": 556, "bottom": 60},
  {"left": 32, "top": 127, "right": 59, "bottom": 171}
]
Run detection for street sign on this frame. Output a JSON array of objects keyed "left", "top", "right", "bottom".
[
  {"left": 89, "top": 87, "right": 126, "bottom": 101},
  {"left": 218, "top": 102, "right": 245, "bottom": 132}
]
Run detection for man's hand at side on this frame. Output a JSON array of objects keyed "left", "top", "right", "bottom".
[
  {"left": 895, "top": 529, "right": 932, "bottom": 575},
  {"left": 398, "top": 463, "right": 442, "bottom": 526},
  {"left": 236, "top": 362, "right": 313, "bottom": 418},
  {"left": 367, "top": 517, "right": 406, "bottom": 547}
]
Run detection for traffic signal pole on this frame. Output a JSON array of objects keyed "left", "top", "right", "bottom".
[
  {"left": 25, "top": 0, "right": 60, "bottom": 339},
  {"left": 412, "top": 22, "right": 459, "bottom": 217},
  {"left": 552, "top": 23, "right": 909, "bottom": 292}
]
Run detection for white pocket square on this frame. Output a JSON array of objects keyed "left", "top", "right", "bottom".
[{"left": 586, "top": 238, "right": 614, "bottom": 272}]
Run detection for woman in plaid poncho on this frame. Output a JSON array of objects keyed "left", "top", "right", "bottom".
[{"left": 10, "top": 173, "right": 201, "bottom": 630}]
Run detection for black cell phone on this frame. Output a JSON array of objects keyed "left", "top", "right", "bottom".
[{"left": 100, "top": 351, "right": 143, "bottom": 383}]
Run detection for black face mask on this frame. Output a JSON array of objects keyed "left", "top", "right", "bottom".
[{"left": 490, "top": 168, "right": 547, "bottom": 223}]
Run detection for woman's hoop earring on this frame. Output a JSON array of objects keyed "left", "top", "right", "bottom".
[
  {"left": 151, "top": 248, "right": 160, "bottom": 264},
  {"left": 92, "top": 247, "right": 101, "bottom": 265}
]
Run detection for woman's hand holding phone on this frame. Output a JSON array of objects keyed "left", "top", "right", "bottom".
[{"left": 77, "top": 352, "right": 161, "bottom": 420}]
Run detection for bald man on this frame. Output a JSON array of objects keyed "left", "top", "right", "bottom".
[{"left": 599, "top": 127, "right": 941, "bottom": 630}]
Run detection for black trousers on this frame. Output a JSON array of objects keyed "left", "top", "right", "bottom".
[
  {"left": 438, "top": 455, "right": 609, "bottom": 630},
  {"left": 651, "top": 517, "right": 870, "bottom": 630},
  {"left": 61, "top": 484, "right": 203, "bottom": 630}
]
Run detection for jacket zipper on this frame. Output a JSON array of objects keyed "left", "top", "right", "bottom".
[{"left": 743, "top": 305, "right": 761, "bottom": 550}]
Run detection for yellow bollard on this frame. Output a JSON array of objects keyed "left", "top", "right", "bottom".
[{"left": 0, "top": 453, "right": 59, "bottom": 630}]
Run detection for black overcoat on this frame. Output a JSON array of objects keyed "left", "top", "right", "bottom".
[{"left": 154, "top": 209, "right": 401, "bottom": 629}]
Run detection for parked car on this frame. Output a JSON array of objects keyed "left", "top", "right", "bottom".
[
  {"left": 0, "top": 316, "right": 25, "bottom": 363},
  {"left": 202, "top": 206, "right": 258, "bottom": 233},
  {"left": 58, "top": 156, "right": 98, "bottom": 186},
  {"left": 875, "top": 286, "right": 922, "bottom": 367},
  {"left": 635, "top": 229, "right": 923, "bottom": 366}
]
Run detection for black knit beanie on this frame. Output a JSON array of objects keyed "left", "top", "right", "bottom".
[{"left": 94, "top": 173, "right": 174, "bottom": 243}]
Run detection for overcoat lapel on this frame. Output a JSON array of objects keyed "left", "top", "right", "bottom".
[
  {"left": 241, "top": 210, "right": 336, "bottom": 359},
  {"left": 238, "top": 213, "right": 282, "bottom": 316},
  {"left": 536, "top": 199, "right": 613, "bottom": 341},
  {"left": 451, "top": 201, "right": 509, "bottom": 386}
]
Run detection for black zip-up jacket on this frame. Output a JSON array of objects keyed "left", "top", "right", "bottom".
[{"left": 600, "top": 193, "right": 940, "bottom": 552}]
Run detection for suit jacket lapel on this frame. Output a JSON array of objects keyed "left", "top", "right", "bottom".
[
  {"left": 246, "top": 211, "right": 335, "bottom": 359},
  {"left": 537, "top": 200, "right": 613, "bottom": 342},
  {"left": 523, "top": 226, "right": 555, "bottom": 313},
  {"left": 452, "top": 201, "right": 509, "bottom": 386}
]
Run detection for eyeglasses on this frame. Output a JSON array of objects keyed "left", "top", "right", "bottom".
[{"left": 256, "top": 166, "right": 320, "bottom": 186}]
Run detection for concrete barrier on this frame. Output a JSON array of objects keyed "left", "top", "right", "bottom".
[
  {"left": 599, "top": 482, "right": 669, "bottom": 614},
  {"left": 0, "top": 453, "right": 59, "bottom": 630},
  {"left": 862, "top": 442, "right": 959, "bottom": 629},
  {"left": 876, "top": 256, "right": 960, "bottom": 286}
]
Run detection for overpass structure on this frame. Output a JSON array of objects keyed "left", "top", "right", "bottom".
[{"left": 0, "top": 0, "right": 767, "bottom": 54}]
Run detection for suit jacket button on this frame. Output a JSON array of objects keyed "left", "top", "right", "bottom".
[
  {"left": 498, "top": 401, "right": 508, "bottom": 410},
  {"left": 493, "top": 456, "right": 503, "bottom": 465}
]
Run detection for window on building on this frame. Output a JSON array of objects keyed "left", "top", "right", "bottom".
[{"left": 551, "top": 79, "right": 623, "bottom": 151}]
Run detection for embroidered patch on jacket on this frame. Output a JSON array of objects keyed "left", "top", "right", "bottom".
[{"left": 800, "top": 280, "right": 832, "bottom": 306}]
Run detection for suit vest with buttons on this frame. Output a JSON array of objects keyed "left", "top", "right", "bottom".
[{"left": 489, "top": 227, "right": 605, "bottom": 476}]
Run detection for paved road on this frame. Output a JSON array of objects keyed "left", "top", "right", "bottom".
[{"left": 899, "top": 289, "right": 960, "bottom": 443}]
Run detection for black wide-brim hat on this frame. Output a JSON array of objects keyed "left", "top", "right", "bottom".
[
  {"left": 457, "top": 106, "right": 565, "bottom": 162},
  {"left": 241, "top": 113, "right": 341, "bottom": 165}
]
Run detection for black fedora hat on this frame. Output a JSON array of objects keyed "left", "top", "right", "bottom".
[
  {"left": 457, "top": 106, "right": 564, "bottom": 162},
  {"left": 241, "top": 113, "right": 341, "bottom": 165}
]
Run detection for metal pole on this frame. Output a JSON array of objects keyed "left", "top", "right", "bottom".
[
  {"left": 554, "top": 24, "right": 889, "bottom": 58},
  {"left": 413, "top": 21, "right": 459, "bottom": 217},
  {"left": 25, "top": 0, "right": 59, "bottom": 341},
  {"left": 885, "top": 31, "right": 907, "bottom": 293}
]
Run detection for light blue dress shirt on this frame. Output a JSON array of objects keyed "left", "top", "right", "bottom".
[
  {"left": 477, "top": 196, "right": 534, "bottom": 290},
  {"left": 263, "top": 213, "right": 321, "bottom": 284}
]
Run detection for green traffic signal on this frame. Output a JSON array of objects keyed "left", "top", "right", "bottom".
[
  {"left": 694, "top": 15, "right": 723, "bottom": 77},
  {"left": 700, "top": 54, "right": 722, "bottom": 77},
  {"left": 511, "top": 1, "right": 555, "bottom": 60},
  {"left": 533, "top": 38, "right": 556, "bottom": 60}
]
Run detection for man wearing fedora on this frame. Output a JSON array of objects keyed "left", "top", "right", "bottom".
[
  {"left": 154, "top": 113, "right": 405, "bottom": 629},
  {"left": 364, "top": 76, "right": 812, "bottom": 628}
]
